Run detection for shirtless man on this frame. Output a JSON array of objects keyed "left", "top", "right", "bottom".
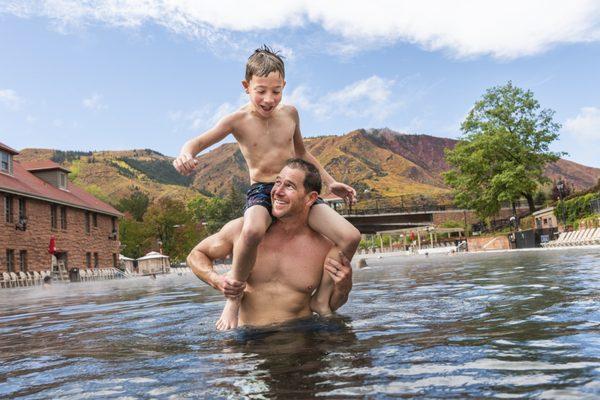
[{"left": 187, "top": 159, "right": 353, "bottom": 328}]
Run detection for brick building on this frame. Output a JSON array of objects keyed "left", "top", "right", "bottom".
[{"left": 1, "top": 142, "right": 122, "bottom": 273}]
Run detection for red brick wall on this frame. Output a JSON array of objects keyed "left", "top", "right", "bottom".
[{"left": 1, "top": 192, "right": 120, "bottom": 272}]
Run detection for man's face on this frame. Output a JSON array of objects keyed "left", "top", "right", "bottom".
[
  {"left": 271, "top": 167, "right": 315, "bottom": 218},
  {"left": 242, "top": 72, "right": 285, "bottom": 118}
]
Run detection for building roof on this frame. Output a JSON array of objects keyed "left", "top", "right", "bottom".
[
  {"left": 137, "top": 251, "right": 169, "bottom": 261},
  {"left": 532, "top": 207, "right": 555, "bottom": 217},
  {"left": 0, "top": 142, "right": 19, "bottom": 155},
  {"left": 0, "top": 160, "right": 122, "bottom": 217},
  {"left": 21, "top": 160, "right": 71, "bottom": 173},
  {"left": 119, "top": 254, "right": 134, "bottom": 261}
]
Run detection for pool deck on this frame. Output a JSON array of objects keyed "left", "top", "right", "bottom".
[{"left": 354, "top": 244, "right": 600, "bottom": 265}]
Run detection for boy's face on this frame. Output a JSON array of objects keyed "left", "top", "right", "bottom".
[{"left": 242, "top": 72, "right": 285, "bottom": 118}]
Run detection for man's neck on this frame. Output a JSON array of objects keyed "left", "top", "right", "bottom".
[{"left": 273, "top": 213, "right": 310, "bottom": 235}]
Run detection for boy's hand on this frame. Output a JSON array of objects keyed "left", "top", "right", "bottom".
[
  {"left": 324, "top": 252, "right": 352, "bottom": 294},
  {"left": 329, "top": 182, "right": 357, "bottom": 205},
  {"left": 216, "top": 274, "right": 246, "bottom": 299},
  {"left": 173, "top": 153, "right": 198, "bottom": 176}
]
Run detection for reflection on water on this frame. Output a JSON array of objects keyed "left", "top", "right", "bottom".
[{"left": 1, "top": 248, "right": 599, "bottom": 399}]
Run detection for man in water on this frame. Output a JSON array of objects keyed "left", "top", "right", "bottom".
[{"left": 187, "top": 159, "right": 354, "bottom": 329}]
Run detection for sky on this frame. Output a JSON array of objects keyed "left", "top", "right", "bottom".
[{"left": 0, "top": 1, "right": 599, "bottom": 167}]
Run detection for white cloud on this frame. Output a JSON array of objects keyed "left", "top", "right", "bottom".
[
  {"left": 169, "top": 93, "right": 246, "bottom": 132},
  {"left": 0, "top": 89, "right": 23, "bottom": 110},
  {"left": 287, "top": 75, "right": 402, "bottom": 122},
  {"left": 2, "top": 1, "right": 600, "bottom": 59},
  {"left": 564, "top": 107, "right": 600, "bottom": 140},
  {"left": 82, "top": 93, "right": 107, "bottom": 111}
]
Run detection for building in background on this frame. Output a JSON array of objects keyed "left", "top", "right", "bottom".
[{"left": 0, "top": 142, "right": 123, "bottom": 274}]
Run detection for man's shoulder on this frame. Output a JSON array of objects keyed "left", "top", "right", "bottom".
[{"left": 219, "top": 217, "right": 244, "bottom": 240}]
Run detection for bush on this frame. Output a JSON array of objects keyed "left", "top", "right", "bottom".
[{"left": 555, "top": 193, "right": 600, "bottom": 226}]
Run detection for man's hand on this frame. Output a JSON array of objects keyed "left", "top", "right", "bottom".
[
  {"left": 172, "top": 152, "right": 198, "bottom": 176},
  {"left": 324, "top": 252, "right": 352, "bottom": 295},
  {"left": 329, "top": 182, "right": 357, "bottom": 205},
  {"left": 215, "top": 274, "right": 246, "bottom": 299}
]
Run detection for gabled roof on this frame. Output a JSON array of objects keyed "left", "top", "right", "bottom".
[
  {"left": 137, "top": 251, "right": 169, "bottom": 260},
  {"left": 0, "top": 142, "right": 19, "bottom": 155},
  {"left": 0, "top": 160, "right": 122, "bottom": 217},
  {"left": 21, "top": 160, "right": 71, "bottom": 173}
]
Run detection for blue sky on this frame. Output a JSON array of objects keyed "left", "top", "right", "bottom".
[{"left": 1, "top": 1, "right": 599, "bottom": 167}]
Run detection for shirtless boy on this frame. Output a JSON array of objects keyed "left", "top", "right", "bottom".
[{"left": 173, "top": 46, "right": 361, "bottom": 330}]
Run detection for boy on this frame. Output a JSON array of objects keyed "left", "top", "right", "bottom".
[{"left": 173, "top": 46, "right": 361, "bottom": 330}]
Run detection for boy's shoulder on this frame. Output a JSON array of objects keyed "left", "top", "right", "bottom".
[{"left": 278, "top": 103, "right": 299, "bottom": 120}]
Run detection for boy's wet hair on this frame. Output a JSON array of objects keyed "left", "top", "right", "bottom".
[
  {"left": 285, "top": 158, "right": 322, "bottom": 194},
  {"left": 246, "top": 45, "right": 285, "bottom": 81}
]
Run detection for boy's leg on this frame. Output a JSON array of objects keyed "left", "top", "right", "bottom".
[
  {"left": 308, "top": 204, "right": 361, "bottom": 260},
  {"left": 216, "top": 205, "right": 272, "bottom": 331}
]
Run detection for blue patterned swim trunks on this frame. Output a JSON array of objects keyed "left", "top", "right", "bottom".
[{"left": 244, "top": 182, "right": 325, "bottom": 214}]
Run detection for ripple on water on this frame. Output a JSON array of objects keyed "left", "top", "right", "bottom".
[{"left": 1, "top": 250, "right": 599, "bottom": 398}]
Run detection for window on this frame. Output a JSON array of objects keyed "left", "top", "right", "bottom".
[
  {"left": 6, "top": 249, "right": 14, "bottom": 273},
  {"left": 4, "top": 195, "right": 13, "bottom": 223},
  {"left": 59, "top": 172, "right": 67, "bottom": 189},
  {"left": 92, "top": 213, "right": 98, "bottom": 228},
  {"left": 50, "top": 204, "right": 58, "bottom": 229},
  {"left": 113, "top": 253, "right": 118, "bottom": 268},
  {"left": 86, "top": 252, "right": 91, "bottom": 269},
  {"left": 19, "top": 250, "right": 27, "bottom": 272},
  {"left": 60, "top": 206, "right": 67, "bottom": 230},
  {"left": 110, "top": 217, "right": 118, "bottom": 240},
  {"left": 18, "top": 198, "right": 26, "bottom": 219},
  {"left": 85, "top": 211, "right": 91, "bottom": 234},
  {"left": 1, "top": 151, "right": 10, "bottom": 173},
  {"left": 93, "top": 252, "right": 99, "bottom": 269}
]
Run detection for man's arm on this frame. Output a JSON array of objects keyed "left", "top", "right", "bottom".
[
  {"left": 187, "top": 218, "right": 245, "bottom": 297},
  {"left": 310, "top": 248, "right": 353, "bottom": 315},
  {"left": 291, "top": 107, "right": 356, "bottom": 203},
  {"left": 173, "top": 113, "right": 237, "bottom": 176}
]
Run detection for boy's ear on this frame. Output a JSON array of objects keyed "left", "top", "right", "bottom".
[
  {"left": 282, "top": 80, "right": 286, "bottom": 89},
  {"left": 242, "top": 80, "right": 250, "bottom": 93}
]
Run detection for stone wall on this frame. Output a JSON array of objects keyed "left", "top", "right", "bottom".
[
  {"left": 466, "top": 235, "right": 510, "bottom": 252},
  {"left": 1, "top": 192, "right": 120, "bottom": 272}
]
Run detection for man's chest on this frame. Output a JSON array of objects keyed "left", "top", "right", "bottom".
[{"left": 250, "top": 240, "right": 325, "bottom": 294}]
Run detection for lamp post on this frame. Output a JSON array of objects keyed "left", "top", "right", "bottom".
[{"left": 557, "top": 179, "right": 567, "bottom": 227}]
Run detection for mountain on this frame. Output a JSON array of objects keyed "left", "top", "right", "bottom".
[
  {"left": 15, "top": 148, "right": 204, "bottom": 205},
  {"left": 16, "top": 128, "right": 600, "bottom": 205}
]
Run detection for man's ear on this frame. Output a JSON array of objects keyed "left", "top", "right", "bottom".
[
  {"left": 242, "top": 80, "right": 250, "bottom": 93},
  {"left": 306, "top": 191, "right": 318, "bottom": 207}
]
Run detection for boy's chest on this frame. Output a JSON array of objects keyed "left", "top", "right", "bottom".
[{"left": 236, "top": 115, "right": 295, "bottom": 148}]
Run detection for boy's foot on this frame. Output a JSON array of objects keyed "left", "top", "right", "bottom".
[{"left": 216, "top": 298, "right": 240, "bottom": 331}]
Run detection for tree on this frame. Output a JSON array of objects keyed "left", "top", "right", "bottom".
[
  {"left": 444, "top": 81, "right": 563, "bottom": 219},
  {"left": 116, "top": 188, "right": 150, "bottom": 221},
  {"left": 143, "top": 197, "right": 204, "bottom": 263},
  {"left": 188, "top": 182, "right": 245, "bottom": 234}
]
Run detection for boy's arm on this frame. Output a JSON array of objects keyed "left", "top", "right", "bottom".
[
  {"left": 173, "top": 113, "right": 237, "bottom": 176},
  {"left": 291, "top": 107, "right": 356, "bottom": 203},
  {"left": 186, "top": 218, "right": 245, "bottom": 297},
  {"left": 310, "top": 248, "right": 353, "bottom": 315}
]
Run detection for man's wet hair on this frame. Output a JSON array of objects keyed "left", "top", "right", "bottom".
[
  {"left": 285, "top": 158, "right": 322, "bottom": 194},
  {"left": 246, "top": 45, "right": 285, "bottom": 81}
]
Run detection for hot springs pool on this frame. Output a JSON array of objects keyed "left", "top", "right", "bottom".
[{"left": 1, "top": 248, "right": 599, "bottom": 399}]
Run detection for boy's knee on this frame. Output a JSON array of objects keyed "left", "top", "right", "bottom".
[
  {"left": 240, "top": 226, "right": 266, "bottom": 247},
  {"left": 344, "top": 227, "right": 362, "bottom": 248}
]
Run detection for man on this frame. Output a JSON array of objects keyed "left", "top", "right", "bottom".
[{"left": 187, "top": 159, "right": 354, "bottom": 330}]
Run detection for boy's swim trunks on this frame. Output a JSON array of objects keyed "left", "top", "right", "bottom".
[{"left": 244, "top": 182, "right": 325, "bottom": 214}]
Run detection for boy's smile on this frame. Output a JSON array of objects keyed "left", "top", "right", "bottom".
[{"left": 243, "top": 72, "right": 285, "bottom": 118}]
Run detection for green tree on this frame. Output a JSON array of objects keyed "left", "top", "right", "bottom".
[
  {"left": 116, "top": 188, "right": 150, "bottom": 221},
  {"left": 119, "top": 217, "right": 153, "bottom": 259},
  {"left": 188, "top": 183, "right": 245, "bottom": 234},
  {"left": 143, "top": 197, "right": 204, "bottom": 263},
  {"left": 444, "top": 81, "right": 563, "bottom": 219}
]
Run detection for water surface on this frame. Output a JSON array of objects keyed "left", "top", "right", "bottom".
[{"left": 1, "top": 248, "right": 599, "bottom": 399}]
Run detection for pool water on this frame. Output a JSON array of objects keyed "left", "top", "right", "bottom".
[{"left": 1, "top": 248, "right": 599, "bottom": 399}]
